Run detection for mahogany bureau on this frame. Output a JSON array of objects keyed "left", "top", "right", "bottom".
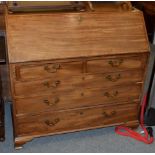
[{"left": 5, "top": 7, "right": 150, "bottom": 149}]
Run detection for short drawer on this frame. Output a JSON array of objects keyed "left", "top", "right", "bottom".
[
  {"left": 12, "top": 61, "right": 83, "bottom": 81},
  {"left": 13, "top": 70, "right": 142, "bottom": 97},
  {"left": 16, "top": 104, "right": 139, "bottom": 136},
  {"left": 15, "top": 84, "right": 141, "bottom": 116},
  {"left": 87, "top": 56, "right": 145, "bottom": 73}
]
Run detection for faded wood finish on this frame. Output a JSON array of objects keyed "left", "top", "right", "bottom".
[
  {"left": 16, "top": 104, "right": 138, "bottom": 137},
  {"left": 15, "top": 84, "right": 141, "bottom": 116},
  {"left": 13, "top": 70, "right": 142, "bottom": 97},
  {"left": 11, "top": 54, "right": 145, "bottom": 81},
  {"left": 5, "top": 8, "right": 150, "bottom": 149},
  {"left": 0, "top": 4, "right": 5, "bottom": 32},
  {"left": 6, "top": 11, "right": 149, "bottom": 63}
]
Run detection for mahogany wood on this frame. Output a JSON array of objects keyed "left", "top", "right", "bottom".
[
  {"left": 5, "top": 5, "right": 150, "bottom": 149},
  {"left": 6, "top": 11, "right": 149, "bottom": 63},
  {"left": 16, "top": 104, "right": 139, "bottom": 137}
]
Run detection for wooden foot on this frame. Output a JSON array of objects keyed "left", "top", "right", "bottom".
[
  {"left": 15, "top": 137, "right": 33, "bottom": 150},
  {"left": 124, "top": 120, "right": 139, "bottom": 130},
  {"left": 0, "top": 137, "right": 5, "bottom": 141}
]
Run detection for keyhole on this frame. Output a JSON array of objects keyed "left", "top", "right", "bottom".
[
  {"left": 81, "top": 93, "right": 84, "bottom": 96},
  {"left": 80, "top": 112, "right": 84, "bottom": 115}
]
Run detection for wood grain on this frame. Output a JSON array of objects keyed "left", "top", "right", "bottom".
[
  {"left": 6, "top": 11, "right": 149, "bottom": 63},
  {"left": 5, "top": 6, "right": 150, "bottom": 149},
  {"left": 13, "top": 70, "right": 142, "bottom": 97},
  {"left": 14, "top": 84, "right": 141, "bottom": 116},
  {"left": 16, "top": 104, "right": 139, "bottom": 137},
  {"left": 11, "top": 55, "right": 145, "bottom": 81},
  {"left": 0, "top": 4, "right": 5, "bottom": 32}
]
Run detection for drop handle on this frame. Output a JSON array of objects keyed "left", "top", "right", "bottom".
[
  {"left": 105, "top": 74, "right": 121, "bottom": 82},
  {"left": 44, "top": 118, "right": 60, "bottom": 127},
  {"left": 43, "top": 80, "right": 61, "bottom": 88},
  {"left": 102, "top": 111, "right": 117, "bottom": 118},
  {"left": 108, "top": 59, "right": 123, "bottom": 67},
  {"left": 44, "top": 97, "right": 60, "bottom": 106},
  {"left": 44, "top": 63, "right": 61, "bottom": 73},
  {"left": 104, "top": 91, "right": 118, "bottom": 98}
]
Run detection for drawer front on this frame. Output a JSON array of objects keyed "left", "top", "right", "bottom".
[
  {"left": 87, "top": 56, "right": 144, "bottom": 73},
  {"left": 13, "top": 61, "right": 83, "bottom": 81},
  {"left": 16, "top": 104, "right": 139, "bottom": 136},
  {"left": 15, "top": 84, "right": 141, "bottom": 116},
  {"left": 11, "top": 55, "right": 146, "bottom": 82},
  {"left": 14, "top": 70, "right": 142, "bottom": 97}
]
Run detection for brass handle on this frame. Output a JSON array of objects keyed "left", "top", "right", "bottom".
[
  {"left": 44, "top": 97, "right": 60, "bottom": 106},
  {"left": 44, "top": 63, "right": 61, "bottom": 73},
  {"left": 102, "top": 111, "right": 117, "bottom": 118},
  {"left": 108, "top": 59, "right": 123, "bottom": 67},
  {"left": 104, "top": 91, "right": 118, "bottom": 98},
  {"left": 43, "top": 80, "right": 61, "bottom": 88},
  {"left": 105, "top": 74, "right": 121, "bottom": 82},
  {"left": 45, "top": 118, "right": 60, "bottom": 127}
]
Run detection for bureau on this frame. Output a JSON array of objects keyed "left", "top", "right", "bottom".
[{"left": 5, "top": 6, "right": 150, "bottom": 149}]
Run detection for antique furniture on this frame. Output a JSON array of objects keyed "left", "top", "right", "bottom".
[{"left": 5, "top": 3, "right": 150, "bottom": 149}]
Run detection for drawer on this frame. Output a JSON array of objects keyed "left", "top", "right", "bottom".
[
  {"left": 14, "top": 70, "right": 142, "bottom": 97},
  {"left": 16, "top": 104, "right": 139, "bottom": 136},
  {"left": 15, "top": 84, "right": 141, "bottom": 116},
  {"left": 87, "top": 56, "right": 145, "bottom": 73},
  {"left": 13, "top": 61, "right": 83, "bottom": 81}
]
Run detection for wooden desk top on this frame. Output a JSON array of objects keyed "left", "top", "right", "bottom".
[{"left": 6, "top": 10, "right": 149, "bottom": 63}]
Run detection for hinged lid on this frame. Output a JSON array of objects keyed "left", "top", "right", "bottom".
[{"left": 6, "top": 10, "right": 149, "bottom": 63}]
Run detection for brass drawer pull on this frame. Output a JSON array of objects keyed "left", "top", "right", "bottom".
[
  {"left": 104, "top": 91, "right": 118, "bottom": 98},
  {"left": 44, "top": 97, "right": 60, "bottom": 106},
  {"left": 102, "top": 111, "right": 117, "bottom": 118},
  {"left": 105, "top": 74, "right": 121, "bottom": 82},
  {"left": 44, "top": 63, "right": 61, "bottom": 73},
  {"left": 45, "top": 118, "right": 60, "bottom": 127},
  {"left": 43, "top": 80, "right": 61, "bottom": 88},
  {"left": 108, "top": 59, "right": 123, "bottom": 67}
]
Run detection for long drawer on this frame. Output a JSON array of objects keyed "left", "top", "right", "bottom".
[
  {"left": 16, "top": 104, "right": 139, "bottom": 137},
  {"left": 11, "top": 55, "right": 146, "bottom": 81},
  {"left": 15, "top": 84, "right": 141, "bottom": 116},
  {"left": 13, "top": 70, "right": 142, "bottom": 97}
]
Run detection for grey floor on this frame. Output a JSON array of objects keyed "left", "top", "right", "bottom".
[{"left": 0, "top": 45, "right": 155, "bottom": 153}]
